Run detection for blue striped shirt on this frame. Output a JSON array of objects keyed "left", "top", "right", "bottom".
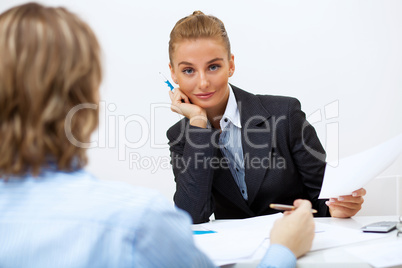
[
  {"left": 0, "top": 169, "right": 295, "bottom": 268},
  {"left": 0, "top": 169, "right": 213, "bottom": 267}
]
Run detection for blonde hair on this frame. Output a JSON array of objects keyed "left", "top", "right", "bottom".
[
  {"left": 168, "top": 11, "right": 231, "bottom": 64},
  {"left": 0, "top": 3, "right": 102, "bottom": 177}
]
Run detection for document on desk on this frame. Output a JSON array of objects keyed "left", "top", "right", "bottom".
[
  {"left": 312, "top": 222, "right": 385, "bottom": 251},
  {"left": 347, "top": 240, "right": 402, "bottom": 268},
  {"left": 192, "top": 215, "right": 387, "bottom": 266},
  {"left": 319, "top": 133, "right": 402, "bottom": 199},
  {"left": 192, "top": 213, "right": 282, "bottom": 266}
]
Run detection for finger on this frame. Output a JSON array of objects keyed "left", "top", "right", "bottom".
[
  {"left": 329, "top": 207, "right": 358, "bottom": 218},
  {"left": 170, "top": 93, "right": 186, "bottom": 115},
  {"left": 293, "top": 199, "right": 303, "bottom": 207},
  {"left": 293, "top": 199, "right": 312, "bottom": 210},
  {"left": 181, "top": 94, "right": 190, "bottom": 104},
  {"left": 326, "top": 199, "right": 363, "bottom": 210},
  {"left": 329, "top": 197, "right": 364, "bottom": 207},
  {"left": 330, "top": 195, "right": 363, "bottom": 203},
  {"left": 170, "top": 89, "right": 182, "bottom": 104},
  {"left": 170, "top": 104, "right": 184, "bottom": 115},
  {"left": 331, "top": 195, "right": 364, "bottom": 204},
  {"left": 352, "top": 188, "right": 366, "bottom": 197},
  {"left": 173, "top": 90, "right": 190, "bottom": 104},
  {"left": 331, "top": 189, "right": 366, "bottom": 201},
  {"left": 328, "top": 203, "right": 358, "bottom": 214}
]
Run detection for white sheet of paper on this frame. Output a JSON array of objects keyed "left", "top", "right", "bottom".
[
  {"left": 192, "top": 214, "right": 387, "bottom": 266},
  {"left": 319, "top": 134, "right": 402, "bottom": 199},
  {"left": 311, "top": 222, "right": 385, "bottom": 251},
  {"left": 192, "top": 213, "right": 282, "bottom": 266},
  {"left": 347, "top": 240, "right": 402, "bottom": 268},
  {"left": 248, "top": 222, "right": 386, "bottom": 264}
]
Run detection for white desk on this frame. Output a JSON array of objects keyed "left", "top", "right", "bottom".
[{"left": 220, "top": 215, "right": 401, "bottom": 268}]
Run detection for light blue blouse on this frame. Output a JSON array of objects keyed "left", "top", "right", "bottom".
[{"left": 0, "top": 169, "right": 295, "bottom": 267}]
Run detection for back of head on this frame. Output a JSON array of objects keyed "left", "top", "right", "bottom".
[
  {"left": 0, "top": 2, "right": 102, "bottom": 177},
  {"left": 168, "top": 10, "right": 231, "bottom": 64}
]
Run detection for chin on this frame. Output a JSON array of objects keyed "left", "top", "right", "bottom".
[{"left": 197, "top": 101, "right": 217, "bottom": 109}]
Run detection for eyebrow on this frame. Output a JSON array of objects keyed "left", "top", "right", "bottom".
[{"left": 178, "top": 57, "right": 224, "bottom": 67}]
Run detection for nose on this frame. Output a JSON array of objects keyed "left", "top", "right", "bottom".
[{"left": 198, "top": 71, "right": 209, "bottom": 91}]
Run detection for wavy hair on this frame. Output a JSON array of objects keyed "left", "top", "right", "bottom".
[{"left": 0, "top": 2, "right": 102, "bottom": 177}]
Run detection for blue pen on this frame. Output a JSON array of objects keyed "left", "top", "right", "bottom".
[{"left": 159, "top": 72, "right": 174, "bottom": 91}]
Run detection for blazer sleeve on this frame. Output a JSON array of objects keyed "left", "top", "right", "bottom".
[
  {"left": 287, "top": 98, "right": 330, "bottom": 216},
  {"left": 167, "top": 120, "right": 220, "bottom": 223}
]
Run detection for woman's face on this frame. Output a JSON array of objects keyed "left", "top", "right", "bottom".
[{"left": 169, "top": 38, "right": 235, "bottom": 110}]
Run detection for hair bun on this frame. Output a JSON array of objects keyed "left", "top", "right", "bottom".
[{"left": 192, "top": 10, "right": 204, "bottom": 16}]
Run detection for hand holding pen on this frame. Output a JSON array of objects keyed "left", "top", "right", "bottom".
[
  {"left": 270, "top": 199, "right": 315, "bottom": 258},
  {"left": 270, "top": 203, "right": 318, "bottom": 214},
  {"left": 160, "top": 72, "right": 208, "bottom": 128},
  {"left": 159, "top": 72, "right": 174, "bottom": 91}
]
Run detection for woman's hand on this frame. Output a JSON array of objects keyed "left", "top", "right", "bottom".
[
  {"left": 169, "top": 88, "right": 208, "bottom": 128},
  {"left": 327, "top": 188, "right": 366, "bottom": 218}
]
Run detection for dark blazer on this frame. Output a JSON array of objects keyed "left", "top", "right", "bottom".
[{"left": 167, "top": 85, "right": 329, "bottom": 223}]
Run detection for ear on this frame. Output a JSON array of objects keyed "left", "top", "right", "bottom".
[
  {"left": 229, "top": 54, "right": 235, "bottom": 77},
  {"left": 169, "top": 62, "right": 177, "bottom": 84}
]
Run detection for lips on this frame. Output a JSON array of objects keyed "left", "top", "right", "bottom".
[{"left": 194, "top": 92, "right": 215, "bottom": 99}]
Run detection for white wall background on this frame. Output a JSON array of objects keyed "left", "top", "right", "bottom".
[{"left": 1, "top": 0, "right": 401, "bottom": 214}]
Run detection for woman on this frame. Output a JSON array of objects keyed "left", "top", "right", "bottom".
[{"left": 167, "top": 11, "right": 365, "bottom": 224}]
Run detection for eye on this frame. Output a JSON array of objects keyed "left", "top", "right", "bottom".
[
  {"left": 182, "top": 68, "right": 194, "bottom": 75},
  {"left": 209, "top": 64, "right": 220, "bottom": 71}
]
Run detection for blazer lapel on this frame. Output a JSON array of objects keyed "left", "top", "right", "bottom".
[{"left": 232, "top": 85, "right": 273, "bottom": 206}]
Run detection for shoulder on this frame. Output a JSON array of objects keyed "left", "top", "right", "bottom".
[
  {"left": 231, "top": 84, "right": 301, "bottom": 115},
  {"left": 256, "top": 94, "right": 300, "bottom": 107},
  {"left": 256, "top": 94, "right": 301, "bottom": 115},
  {"left": 47, "top": 170, "right": 177, "bottom": 228},
  {"left": 166, "top": 117, "right": 188, "bottom": 141}
]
